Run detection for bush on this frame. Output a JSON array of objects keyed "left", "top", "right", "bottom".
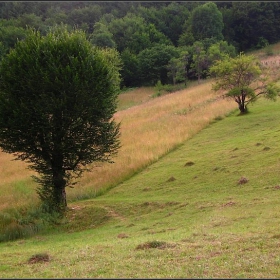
[{"left": 0, "top": 205, "right": 63, "bottom": 242}]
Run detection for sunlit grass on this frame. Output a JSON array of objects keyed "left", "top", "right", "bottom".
[{"left": 1, "top": 98, "right": 280, "bottom": 277}]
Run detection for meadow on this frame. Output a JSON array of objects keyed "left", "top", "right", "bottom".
[
  {"left": 0, "top": 79, "right": 235, "bottom": 212},
  {"left": 1, "top": 44, "right": 280, "bottom": 278}
]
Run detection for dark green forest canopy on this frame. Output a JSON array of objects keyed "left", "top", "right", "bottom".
[{"left": 0, "top": 1, "right": 279, "bottom": 87}]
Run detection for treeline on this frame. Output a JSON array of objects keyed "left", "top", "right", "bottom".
[{"left": 1, "top": 1, "right": 279, "bottom": 88}]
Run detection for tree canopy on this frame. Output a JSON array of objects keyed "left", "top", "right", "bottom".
[
  {"left": 209, "top": 53, "right": 279, "bottom": 113},
  {"left": 0, "top": 26, "right": 122, "bottom": 212},
  {"left": 1, "top": 2, "right": 280, "bottom": 87},
  {"left": 191, "top": 2, "right": 224, "bottom": 42}
]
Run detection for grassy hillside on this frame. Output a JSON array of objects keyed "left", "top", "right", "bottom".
[
  {"left": 1, "top": 95, "right": 280, "bottom": 277},
  {"left": 1, "top": 44, "right": 280, "bottom": 277},
  {"left": 0, "top": 80, "right": 235, "bottom": 212}
]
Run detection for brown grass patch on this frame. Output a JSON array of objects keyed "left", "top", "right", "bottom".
[
  {"left": 135, "top": 240, "right": 175, "bottom": 250},
  {"left": 117, "top": 233, "right": 129, "bottom": 239},
  {"left": 166, "top": 176, "right": 176, "bottom": 182},
  {"left": 222, "top": 201, "right": 236, "bottom": 207},
  {"left": 27, "top": 253, "right": 50, "bottom": 264},
  {"left": 238, "top": 177, "right": 249, "bottom": 185}
]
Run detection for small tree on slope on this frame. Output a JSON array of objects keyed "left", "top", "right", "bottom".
[
  {"left": 0, "top": 26, "right": 122, "bottom": 213},
  {"left": 209, "top": 52, "right": 279, "bottom": 114}
]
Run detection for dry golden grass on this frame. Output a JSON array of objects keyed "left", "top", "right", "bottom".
[
  {"left": 67, "top": 81, "right": 236, "bottom": 200},
  {"left": 0, "top": 81, "right": 236, "bottom": 210},
  {"left": 0, "top": 152, "right": 38, "bottom": 211}
]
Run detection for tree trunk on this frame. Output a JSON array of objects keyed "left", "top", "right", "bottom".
[
  {"left": 52, "top": 169, "right": 67, "bottom": 211},
  {"left": 238, "top": 92, "right": 247, "bottom": 114},
  {"left": 51, "top": 109, "right": 67, "bottom": 212}
]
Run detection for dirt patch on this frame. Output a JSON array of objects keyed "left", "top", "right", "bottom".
[
  {"left": 238, "top": 176, "right": 248, "bottom": 185},
  {"left": 222, "top": 201, "right": 236, "bottom": 207},
  {"left": 184, "top": 161, "right": 195, "bottom": 166},
  {"left": 117, "top": 233, "right": 129, "bottom": 239},
  {"left": 135, "top": 240, "right": 176, "bottom": 250},
  {"left": 166, "top": 176, "right": 176, "bottom": 182},
  {"left": 28, "top": 253, "right": 50, "bottom": 264}
]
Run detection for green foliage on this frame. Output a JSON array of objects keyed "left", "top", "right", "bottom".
[
  {"left": 153, "top": 80, "right": 185, "bottom": 98},
  {"left": 265, "top": 46, "right": 274, "bottom": 56},
  {"left": 167, "top": 57, "right": 181, "bottom": 85},
  {"left": 16, "top": 13, "right": 45, "bottom": 32},
  {"left": 209, "top": 52, "right": 279, "bottom": 113},
  {"left": 120, "top": 48, "right": 140, "bottom": 87},
  {"left": 191, "top": 41, "right": 209, "bottom": 82},
  {"left": 191, "top": 2, "right": 224, "bottom": 42},
  {"left": 0, "top": 25, "right": 121, "bottom": 213},
  {"left": 256, "top": 36, "right": 269, "bottom": 49},
  {"left": 108, "top": 13, "right": 171, "bottom": 54},
  {"left": 138, "top": 44, "right": 179, "bottom": 85},
  {"left": 66, "top": 4, "right": 103, "bottom": 32},
  {"left": 0, "top": 19, "right": 28, "bottom": 54},
  {"left": 0, "top": 205, "right": 63, "bottom": 242},
  {"left": 154, "top": 80, "right": 164, "bottom": 97},
  {"left": 221, "top": 2, "right": 280, "bottom": 52},
  {"left": 90, "top": 22, "right": 116, "bottom": 48},
  {"left": 207, "top": 40, "right": 236, "bottom": 63}
]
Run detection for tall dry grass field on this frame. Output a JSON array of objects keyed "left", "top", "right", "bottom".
[
  {"left": 67, "top": 81, "right": 236, "bottom": 200},
  {"left": 0, "top": 81, "right": 236, "bottom": 211},
  {"left": 0, "top": 152, "right": 38, "bottom": 211}
]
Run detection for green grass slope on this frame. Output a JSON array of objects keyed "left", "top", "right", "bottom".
[{"left": 1, "top": 97, "right": 280, "bottom": 278}]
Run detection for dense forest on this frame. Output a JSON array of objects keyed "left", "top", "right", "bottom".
[{"left": 1, "top": 1, "right": 280, "bottom": 88}]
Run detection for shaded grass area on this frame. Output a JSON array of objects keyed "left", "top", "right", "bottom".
[{"left": 1, "top": 98, "right": 280, "bottom": 277}]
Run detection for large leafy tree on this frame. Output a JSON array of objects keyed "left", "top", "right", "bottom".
[
  {"left": 0, "top": 26, "right": 121, "bottom": 212},
  {"left": 221, "top": 2, "right": 280, "bottom": 52},
  {"left": 191, "top": 41, "right": 209, "bottom": 83},
  {"left": 209, "top": 53, "right": 279, "bottom": 114},
  {"left": 108, "top": 13, "right": 171, "bottom": 54},
  {"left": 138, "top": 44, "right": 179, "bottom": 85},
  {"left": 120, "top": 48, "right": 141, "bottom": 87},
  {"left": 0, "top": 18, "right": 29, "bottom": 55},
  {"left": 148, "top": 2, "right": 191, "bottom": 47},
  {"left": 191, "top": 2, "right": 224, "bottom": 42},
  {"left": 90, "top": 22, "right": 116, "bottom": 48},
  {"left": 207, "top": 40, "right": 236, "bottom": 64}
]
